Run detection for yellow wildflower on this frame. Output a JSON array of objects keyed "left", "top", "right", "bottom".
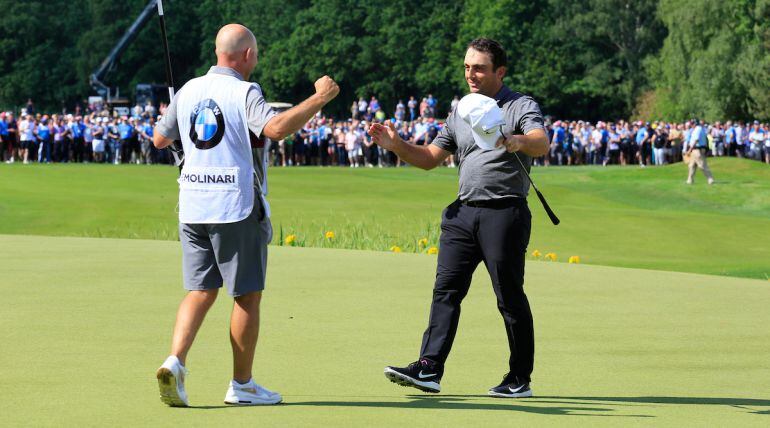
[
  {"left": 427, "top": 246, "right": 439, "bottom": 255},
  {"left": 325, "top": 231, "right": 335, "bottom": 240},
  {"left": 568, "top": 255, "right": 581, "bottom": 264},
  {"left": 532, "top": 249, "right": 542, "bottom": 258},
  {"left": 418, "top": 238, "right": 429, "bottom": 247},
  {"left": 284, "top": 234, "right": 296, "bottom": 246},
  {"left": 545, "top": 252, "right": 557, "bottom": 261},
  {"left": 390, "top": 246, "right": 402, "bottom": 253}
]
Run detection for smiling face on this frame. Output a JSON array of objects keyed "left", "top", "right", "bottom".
[{"left": 464, "top": 48, "right": 506, "bottom": 97}]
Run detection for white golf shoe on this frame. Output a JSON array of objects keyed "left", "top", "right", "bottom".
[
  {"left": 156, "top": 355, "right": 189, "bottom": 407},
  {"left": 224, "top": 379, "right": 282, "bottom": 405}
]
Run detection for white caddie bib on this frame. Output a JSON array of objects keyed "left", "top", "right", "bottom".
[{"left": 175, "top": 73, "right": 258, "bottom": 224}]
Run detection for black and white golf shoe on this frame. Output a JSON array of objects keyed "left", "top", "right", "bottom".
[
  {"left": 384, "top": 358, "right": 443, "bottom": 393},
  {"left": 488, "top": 374, "right": 533, "bottom": 398}
]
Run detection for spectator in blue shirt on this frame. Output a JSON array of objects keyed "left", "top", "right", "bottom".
[
  {"left": 724, "top": 121, "right": 737, "bottom": 156},
  {"left": 117, "top": 118, "right": 134, "bottom": 164},
  {"left": 426, "top": 94, "right": 437, "bottom": 117},
  {"left": 550, "top": 120, "right": 565, "bottom": 165},
  {"left": 600, "top": 123, "right": 610, "bottom": 165},
  {"left": 35, "top": 117, "right": 52, "bottom": 163},
  {"left": 0, "top": 114, "right": 8, "bottom": 163},
  {"left": 634, "top": 122, "right": 649, "bottom": 167},
  {"left": 139, "top": 118, "right": 155, "bottom": 164}
]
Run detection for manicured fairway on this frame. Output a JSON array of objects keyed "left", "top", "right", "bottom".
[
  {"left": 1, "top": 158, "right": 768, "bottom": 278},
  {"left": 1, "top": 234, "right": 768, "bottom": 427}
]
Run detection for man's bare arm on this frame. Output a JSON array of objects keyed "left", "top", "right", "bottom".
[
  {"left": 153, "top": 132, "right": 174, "bottom": 149},
  {"left": 262, "top": 76, "right": 339, "bottom": 140},
  {"left": 368, "top": 122, "right": 450, "bottom": 170}
]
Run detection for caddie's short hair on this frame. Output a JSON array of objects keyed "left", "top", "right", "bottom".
[{"left": 467, "top": 38, "right": 507, "bottom": 70}]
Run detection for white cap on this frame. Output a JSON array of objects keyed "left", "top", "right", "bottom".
[{"left": 456, "top": 93, "right": 506, "bottom": 150}]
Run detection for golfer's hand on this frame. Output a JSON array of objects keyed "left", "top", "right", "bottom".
[
  {"left": 368, "top": 121, "right": 400, "bottom": 151},
  {"left": 314, "top": 76, "right": 339, "bottom": 103},
  {"left": 497, "top": 134, "right": 523, "bottom": 153}
]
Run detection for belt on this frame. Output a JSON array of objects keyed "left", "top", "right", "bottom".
[{"left": 459, "top": 198, "right": 525, "bottom": 208}]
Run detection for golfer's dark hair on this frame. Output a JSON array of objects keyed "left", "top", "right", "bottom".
[{"left": 467, "top": 38, "right": 507, "bottom": 70}]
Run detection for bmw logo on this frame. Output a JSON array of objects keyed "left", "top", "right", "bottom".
[{"left": 189, "top": 99, "right": 225, "bottom": 150}]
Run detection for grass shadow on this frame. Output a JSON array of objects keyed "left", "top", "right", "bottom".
[
  {"left": 186, "top": 405, "right": 243, "bottom": 410},
  {"left": 541, "top": 396, "right": 770, "bottom": 415},
  {"left": 542, "top": 396, "right": 770, "bottom": 406},
  {"left": 285, "top": 394, "right": 652, "bottom": 417}
]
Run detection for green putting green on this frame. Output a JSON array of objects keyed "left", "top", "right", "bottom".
[
  {"left": 0, "top": 158, "right": 768, "bottom": 278},
  {"left": 1, "top": 234, "right": 768, "bottom": 426}
]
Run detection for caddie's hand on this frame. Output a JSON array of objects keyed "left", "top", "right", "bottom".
[
  {"left": 368, "top": 121, "right": 400, "bottom": 151},
  {"left": 314, "top": 76, "right": 340, "bottom": 102},
  {"left": 497, "top": 134, "right": 523, "bottom": 153}
]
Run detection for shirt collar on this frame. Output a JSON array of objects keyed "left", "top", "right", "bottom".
[
  {"left": 207, "top": 66, "right": 245, "bottom": 81},
  {"left": 493, "top": 85, "right": 513, "bottom": 105}
]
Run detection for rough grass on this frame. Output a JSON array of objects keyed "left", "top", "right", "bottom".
[{"left": 0, "top": 158, "right": 768, "bottom": 278}]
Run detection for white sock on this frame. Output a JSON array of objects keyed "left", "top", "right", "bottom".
[{"left": 163, "top": 355, "right": 183, "bottom": 368}]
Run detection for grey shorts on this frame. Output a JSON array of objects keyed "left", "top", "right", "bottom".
[{"left": 179, "top": 195, "right": 272, "bottom": 297}]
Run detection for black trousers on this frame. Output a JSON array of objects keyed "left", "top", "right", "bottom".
[{"left": 420, "top": 199, "right": 534, "bottom": 382}]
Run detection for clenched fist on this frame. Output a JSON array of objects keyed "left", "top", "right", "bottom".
[
  {"left": 496, "top": 134, "right": 523, "bottom": 153},
  {"left": 314, "top": 76, "right": 340, "bottom": 102}
]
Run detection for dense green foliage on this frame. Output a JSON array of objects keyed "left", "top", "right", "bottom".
[
  {"left": 3, "top": 234, "right": 770, "bottom": 425},
  {"left": 648, "top": 0, "right": 770, "bottom": 121},
  {"left": 1, "top": 159, "right": 768, "bottom": 278},
  {"left": 0, "top": 0, "right": 767, "bottom": 120}
]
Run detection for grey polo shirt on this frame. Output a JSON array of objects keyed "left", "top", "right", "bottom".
[
  {"left": 156, "top": 66, "right": 276, "bottom": 186},
  {"left": 431, "top": 86, "right": 545, "bottom": 201}
]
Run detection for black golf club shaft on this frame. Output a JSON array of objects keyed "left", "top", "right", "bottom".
[
  {"left": 156, "top": 0, "right": 184, "bottom": 171},
  {"left": 500, "top": 129, "right": 560, "bottom": 225}
]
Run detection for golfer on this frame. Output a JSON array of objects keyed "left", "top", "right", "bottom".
[
  {"left": 152, "top": 23, "right": 338, "bottom": 407},
  {"left": 369, "top": 38, "right": 548, "bottom": 398}
]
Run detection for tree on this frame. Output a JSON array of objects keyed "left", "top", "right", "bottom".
[
  {"left": 649, "top": 0, "right": 769, "bottom": 121},
  {"left": 0, "top": 0, "right": 87, "bottom": 111}
]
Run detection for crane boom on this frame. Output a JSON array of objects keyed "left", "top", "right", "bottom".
[{"left": 89, "top": 0, "right": 159, "bottom": 100}]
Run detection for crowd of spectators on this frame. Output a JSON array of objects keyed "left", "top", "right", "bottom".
[
  {"left": 0, "top": 99, "right": 168, "bottom": 165},
  {"left": 270, "top": 96, "right": 770, "bottom": 168},
  {"left": 2, "top": 96, "right": 769, "bottom": 167},
  {"left": 541, "top": 119, "right": 770, "bottom": 167}
]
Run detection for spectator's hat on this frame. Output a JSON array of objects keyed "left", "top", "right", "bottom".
[{"left": 456, "top": 93, "right": 505, "bottom": 150}]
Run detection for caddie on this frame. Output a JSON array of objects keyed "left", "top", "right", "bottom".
[{"left": 152, "top": 23, "right": 338, "bottom": 407}]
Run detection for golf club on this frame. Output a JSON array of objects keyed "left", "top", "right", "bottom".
[
  {"left": 499, "top": 128, "right": 560, "bottom": 225},
  {"left": 156, "top": 0, "right": 184, "bottom": 171}
]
